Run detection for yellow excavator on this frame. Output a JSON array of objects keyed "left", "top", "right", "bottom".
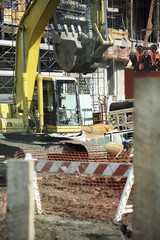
[{"left": 0, "top": 0, "right": 112, "bottom": 158}]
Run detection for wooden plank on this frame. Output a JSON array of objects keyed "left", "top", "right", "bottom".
[
  {"left": 3, "top": 7, "right": 25, "bottom": 25},
  {"left": 3, "top": 8, "right": 12, "bottom": 23},
  {"left": 7, "top": 160, "right": 34, "bottom": 240},
  {"left": 133, "top": 77, "right": 160, "bottom": 240},
  {"left": 108, "top": 28, "right": 128, "bottom": 39},
  {"left": 0, "top": 155, "right": 5, "bottom": 160},
  {"left": 18, "top": 0, "right": 26, "bottom": 12}
]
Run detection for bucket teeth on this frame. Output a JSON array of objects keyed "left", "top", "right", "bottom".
[
  {"left": 71, "top": 25, "right": 75, "bottom": 37},
  {"left": 63, "top": 24, "right": 69, "bottom": 35},
  {"left": 77, "top": 25, "right": 82, "bottom": 35},
  {"left": 57, "top": 24, "right": 62, "bottom": 32}
]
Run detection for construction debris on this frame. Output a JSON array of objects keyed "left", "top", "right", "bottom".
[
  {"left": 105, "top": 142, "right": 124, "bottom": 156},
  {"left": 81, "top": 124, "right": 115, "bottom": 138}
]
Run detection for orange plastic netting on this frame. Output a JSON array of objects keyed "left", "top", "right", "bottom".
[
  {"left": 5, "top": 151, "right": 133, "bottom": 222},
  {"left": 14, "top": 150, "right": 132, "bottom": 163},
  {"left": 37, "top": 172, "right": 133, "bottom": 222}
]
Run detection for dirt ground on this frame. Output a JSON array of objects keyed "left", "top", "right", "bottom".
[
  {"left": 0, "top": 213, "right": 132, "bottom": 240},
  {"left": 0, "top": 179, "right": 133, "bottom": 240}
]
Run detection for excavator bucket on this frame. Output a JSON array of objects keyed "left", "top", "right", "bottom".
[
  {"left": 51, "top": 0, "right": 113, "bottom": 74},
  {"left": 51, "top": 24, "right": 112, "bottom": 74}
]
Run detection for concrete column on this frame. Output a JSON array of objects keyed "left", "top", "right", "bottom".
[
  {"left": 133, "top": 77, "right": 160, "bottom": 240},
  {"left": 7, "top": 160, "right": 34, "bottom": 240}
]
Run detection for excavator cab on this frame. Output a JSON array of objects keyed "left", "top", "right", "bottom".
[
  {"left": 42, "top": 77, "right": 81, "bottom": 133},
  {"left": 32, "top": 76, "right": 81, "bottom": 134}
]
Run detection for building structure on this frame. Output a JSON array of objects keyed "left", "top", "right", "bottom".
[{"left": 0, "top": 0, "right": 158, "bottom": 122}]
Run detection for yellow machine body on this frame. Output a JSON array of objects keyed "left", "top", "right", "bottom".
[
  {"left": 0, "top": 103, "right": 12, "bottom": 118},
  {"left": 0, "top": 118, "right": 25, "bottom": 134},
  {"left": 45, "top": 125, "right": 81, "bottom": 134}
]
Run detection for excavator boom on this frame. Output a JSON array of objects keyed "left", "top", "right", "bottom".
[{"left": 15, "top": 0, "right": 60, "bottom": 111}]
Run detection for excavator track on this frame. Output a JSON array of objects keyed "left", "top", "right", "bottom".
[
  {"left": 62, "top": 140, "right": 107, "bottom": 160},
  {"left": 0, "top": 135, "right": 107, "bottom": 185},
  {"left": 0, "top": 134, "right": 107, "bottom": 160}
]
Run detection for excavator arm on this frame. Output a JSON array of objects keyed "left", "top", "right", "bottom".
[
  {"left": 89, "top": 0, "right": 110, "bottom": 45},
  {"left": 15, "top": 0, "right": 60, "bottom": 111}
]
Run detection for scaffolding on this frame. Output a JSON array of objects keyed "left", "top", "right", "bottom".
[
  {"left": 0, "top": 0, "right": 60, "bottom": 93},
  {"left": 0, "top": 0, "right": 27, "bottom": 93}
]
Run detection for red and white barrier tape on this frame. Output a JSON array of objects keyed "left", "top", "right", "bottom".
[{"left": 35, "top": 161, "right": 132, "bottom": 177}]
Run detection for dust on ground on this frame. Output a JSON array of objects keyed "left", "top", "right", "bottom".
[{"left": 0, "top": 213, "right": 132, "bottom": 240}]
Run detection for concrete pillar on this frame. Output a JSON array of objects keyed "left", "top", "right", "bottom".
[
  {"left": 7, "top": 160, "right": 34, "bottom": 240},
  {"left": 133, "top": 76, "right": 160, "bottom": 240}
]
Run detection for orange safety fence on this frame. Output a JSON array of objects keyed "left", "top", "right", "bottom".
[
  {"left": 14, "top": 150, "right": 132, "bottom": 163},
  {"left": 36, "top": 173, "right": 133, "bottom": 222},
  {"left": 1, "top": 151, "right": 133, "bottom": 222}
]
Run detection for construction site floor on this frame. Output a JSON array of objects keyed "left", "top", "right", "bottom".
[{"left": 0, "top": 213, "right": 132, "bottom": 240}]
